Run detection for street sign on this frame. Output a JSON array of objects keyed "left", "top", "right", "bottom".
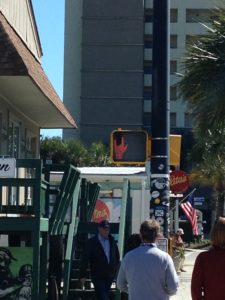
[
  {"left": 156, "top": 238, "right": 168, "bottom": 253},
  {"left": 194, "top": 197, "right": 205, "bottom": 206},
  {"left": 0, "top": 158, "right": 16, "bottom": 178}
]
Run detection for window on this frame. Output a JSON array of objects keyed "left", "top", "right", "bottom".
[
  {"left": 170, "top": 113, "right": 176, "bottom": 127},
  {"left": 0, "top": 113, "right": 8, "bottom": 155},
  {"left": 170, "top": 86, "right": 177, "bottom": 100},
  {"left": 143, "top": 87, "right": 152, "bottom": 100},
  {"left": 170, "top": 9, "right": 178, "bottom": 23},
  {"left": 8, "top": 121, "right": 20, "bottom": 158},
  {"left": 144, "top": 61, "right": 177, "bottom": 74},
  {"left": 25, "top": 131, "right": 37, "bottom": 158},
  {"left": 143, "top": 112, "right": 152, "bottom": 128},
  {"left": 144, "top": 61, "right": 152, "bottom": 74},
  {"left": 145, "top": 9, "right": 153, "bottom": 22},
  {"left": 0, "top": 113, "right": 3, "bottom": 135},
  {"left": 186, "top": 35, "right": 201, "bottom": 46},
  {"left": 145, "top": 35, "right": 177, "bottom": 49},
  {"left": 144, "top": 34, "right": 153, "bottom": 48},
  {"left": 31, "top": 137, "right": 37, "bottom": 158},
  {"left": 186, "top": 9, "right": 215, "bottom": 23},
  {"left": 170, "top": 35, "right": 177, "bottom": 48},
  {"left": 145, "top": 8, "right": 178, "bottom": 23},
  {"left": 170, "top": 61, "right": 177, "bottom": 74}
]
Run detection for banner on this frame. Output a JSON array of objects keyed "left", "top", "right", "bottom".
[
  {"left": 92, "top": 197, "right": 122, "bottom": 223},
  {"left": 0, "top": 247, "right": 33, "bottom": 299}
]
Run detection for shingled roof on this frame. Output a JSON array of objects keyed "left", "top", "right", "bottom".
[{"left": 0, "top": 12, "right": 77, "bottom": 128}]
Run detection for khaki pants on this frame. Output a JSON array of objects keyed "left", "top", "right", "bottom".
[
  {"left": 172, "top": 248, "right": 185, "bottom": 272},
  {"left": 179, "top": 256, "right": 185, "bottom": 270}
]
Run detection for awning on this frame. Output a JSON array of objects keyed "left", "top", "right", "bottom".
[{"left": 0, "top": 12, "right": 77, "bottom": 129}]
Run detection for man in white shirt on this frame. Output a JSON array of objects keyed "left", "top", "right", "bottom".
[{"left": 117, "top": 219, "right": 179, "bottom": 300}]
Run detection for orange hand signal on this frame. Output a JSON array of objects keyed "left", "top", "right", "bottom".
[{"left": 113, "top": 136, "right": 128, "bottom": 160}]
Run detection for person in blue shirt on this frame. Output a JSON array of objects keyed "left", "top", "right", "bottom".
[
  {"left": 117, "top": 219, "right": 179, "bottom": 300},
  {"left": 80, "top": 220, "right": 120, "bottom": 300}
]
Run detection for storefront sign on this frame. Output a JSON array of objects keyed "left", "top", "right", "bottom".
[
  {"left": 92, "top": 197, "right": 121, "bottom": 223},
  {"left": 194, "top": 197, "right": 205, "bottom": 206},
  {"left": 0, "top": 158, "right": 16, "bottom": 178},
  {"left": 92, "top": 199, "right": 110, "bottom": 222},
  {"left": 170, "top": 170, "right": 189, "bottom": 194}
]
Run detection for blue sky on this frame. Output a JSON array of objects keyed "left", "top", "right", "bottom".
[{"left": 32, "top": 0, "right": 64, "bottom": 137}]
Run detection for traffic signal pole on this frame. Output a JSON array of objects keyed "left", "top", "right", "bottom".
[{"left": 150, "top": 0, "right": 170, "bottom": 237}]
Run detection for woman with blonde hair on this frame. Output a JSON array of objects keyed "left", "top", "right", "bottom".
[{"left": 191, "top": 217, "right": 225, "bottom": 300}]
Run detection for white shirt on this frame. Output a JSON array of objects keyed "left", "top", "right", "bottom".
[{"left": 98, "top": 233, "right": 110, "bottom": 263}]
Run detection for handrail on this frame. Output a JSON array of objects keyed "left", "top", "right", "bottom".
[
  {"left": 87, "top": 182, "right": 100, "bottom": 221},
  {"left": 43, "top": 164, "right": 81, "bottom": 235},
  {"left": 63, "top": 178, "right": 81, "bottom": 300},
  {"left": 118, "top": 178, "right": 129, "bottom": 259}
]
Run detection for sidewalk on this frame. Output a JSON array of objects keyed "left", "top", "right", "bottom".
[{"left": 171, "top": 249, "right": 202, "bottom": 300}]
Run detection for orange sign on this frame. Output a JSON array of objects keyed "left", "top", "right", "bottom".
[
  {"left": 170, "top": 170, "right": 189, "bottom": 194},
  {"left": 92, "top": 199, "right": 110, "bottom": 223}
]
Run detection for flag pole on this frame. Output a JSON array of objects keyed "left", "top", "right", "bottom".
[{"left": 170, "top": 188, "right": 197, "bottom": 212}]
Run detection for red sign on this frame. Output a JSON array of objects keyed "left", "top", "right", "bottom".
[
  {"left": 170, "top": 170, "right": 189, "bottom": 194},
  {"left": 92, "top": 199, "right": 110, "bottom": 223}
]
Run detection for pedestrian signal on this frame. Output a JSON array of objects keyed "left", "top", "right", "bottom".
[{"left": 110, "top": 130, "right": 148, "bottom": 165}]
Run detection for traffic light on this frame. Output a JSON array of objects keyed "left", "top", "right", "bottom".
[
  {"left": 110, "top": 129, "right": 181, "bottom": 166},
  {"left": 110, "top": 129, "right": 148, "bottom": 165}
]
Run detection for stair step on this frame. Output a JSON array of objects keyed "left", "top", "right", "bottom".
[{"left": 68, "top": 289, "right": 119, "bottom": 300}]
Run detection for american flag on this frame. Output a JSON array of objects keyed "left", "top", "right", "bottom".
[{"left": 180, "top": 195, "right": 198, "bottom": 235}]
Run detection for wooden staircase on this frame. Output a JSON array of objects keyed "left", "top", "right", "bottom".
[{"left": 0, "top": 160, "right": 132, "bottom": 300}]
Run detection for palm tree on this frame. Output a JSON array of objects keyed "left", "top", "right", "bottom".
[
  {"left": 178, "top": 8, "right": 225, "bottom": 217},
  {"left": 190, "top": 129, "right": 225, "bottom": 218},
  {"left": 40, "top": 137, "right": 112, "bottom": 167},
  {"left": 40, "top": 136, "right": 67, "bottom": 164},
  {"left": 87, "top": 142, "right": 112, "bottom": 166},
  {"left": 179, "top": 8, "right": 225, "bottom": 133},
  {"left": 65, "top": 139, "right": 88, "bottom": 166}
]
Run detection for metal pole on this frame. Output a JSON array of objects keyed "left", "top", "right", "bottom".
[
  {"left": 175, "top": 199, "right": 179, "bottom": 232},
  {"left": 170, "top": 188, "right": 197, "bottom": 212},
  {"left": 150, "top": 0, "right": 170, "bottom": 237}
]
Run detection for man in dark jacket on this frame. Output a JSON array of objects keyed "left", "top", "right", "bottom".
[{"left": 80, "top": 220, "right": 120, "bottom": 300}]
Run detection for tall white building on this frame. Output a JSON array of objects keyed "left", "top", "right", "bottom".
[{"left": 143, "top": 0, "right": 220, "bottom": 130}]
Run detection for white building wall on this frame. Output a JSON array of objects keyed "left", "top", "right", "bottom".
[
  {"left": 112, "top": 185, "right": 150, "bottom": 233},
  {"left": 144, "top": 0, "right": 221, "bottom": 128}
]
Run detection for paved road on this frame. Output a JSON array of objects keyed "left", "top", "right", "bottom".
[{"left": 171, "top": 248, "right": 205, "bottom": 300}]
